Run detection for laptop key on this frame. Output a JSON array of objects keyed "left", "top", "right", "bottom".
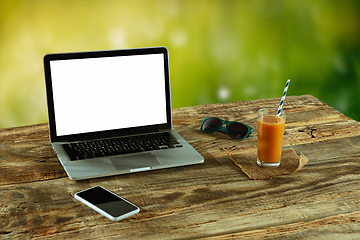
[
  {"left": 69, "top": 155, "right": 79, "bottom": 161},
  {"left": 94, "top": 152, "right": 105, "bottom": 158}
]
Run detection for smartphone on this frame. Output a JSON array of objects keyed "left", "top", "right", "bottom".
[{"left": 74, "top": 186, "right": 140, "bottom": 221}]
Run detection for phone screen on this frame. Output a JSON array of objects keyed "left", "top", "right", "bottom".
[{"left": 75, "top": 186, "right": 139, "bottom": 220}]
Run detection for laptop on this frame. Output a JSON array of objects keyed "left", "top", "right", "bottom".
[{"left": 43, "top": 47, "right": 204, "bottom": 180}]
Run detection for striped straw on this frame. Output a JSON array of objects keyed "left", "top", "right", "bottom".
[{"left": 276, "top": 79, "right": 290, "bottom": 116}]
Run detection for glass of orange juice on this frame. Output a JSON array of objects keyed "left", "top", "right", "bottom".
[{"left": 257, "top": 108, "right": 286, "bottom": 167}]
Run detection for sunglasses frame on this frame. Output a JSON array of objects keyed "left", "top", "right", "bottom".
[{"left": 200, "top": 117, "right": 253, "bottom": 140}]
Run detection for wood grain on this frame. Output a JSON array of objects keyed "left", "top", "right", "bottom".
[{"left": 1, "top": 95, "right": 360, "bottom": 239}]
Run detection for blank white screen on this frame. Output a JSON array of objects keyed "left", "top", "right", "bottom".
[{"left": 50, "top": 54, "right": 167, "bottom": 136}]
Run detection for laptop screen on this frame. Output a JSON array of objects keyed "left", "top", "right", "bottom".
[{"left": 44, "top": 48, "right": 170, "bottom": 140}]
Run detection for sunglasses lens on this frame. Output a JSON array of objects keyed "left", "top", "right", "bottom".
[
  {"left": 228, "top": 122, "right": 249, "bottom": 139},
  {"left": 201, "top": 118, "right": 222, "bottom": 133}
]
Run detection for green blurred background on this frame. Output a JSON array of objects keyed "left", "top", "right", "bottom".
[{"left": 1, "top": 0, "right": 360, "bottom": 129}]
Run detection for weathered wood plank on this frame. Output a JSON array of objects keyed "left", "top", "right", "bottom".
[
  {"left": 173, "top": 95, "right": 360, "bottom": 159},
  {"left": 1, "top": 95, "right": 359, "bottom": 186},
  {"left": 1, "top": 95, "right": 360, "bottom": 185},
  {"left": 1, "top": 135, "right": 360, "bottom": 239},
  {"left": 0, "top": 124, "right": 67, "bottom": 185},
  {"left": 202, "top": 211, "right": 360, "bottom": 239}
]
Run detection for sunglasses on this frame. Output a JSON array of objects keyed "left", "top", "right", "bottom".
[{"left": 200, "top": 117, "right": 253, "bottom": 140}]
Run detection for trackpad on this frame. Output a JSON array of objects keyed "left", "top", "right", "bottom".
[{"left": 110, "top": 153, "right": 161, "bottom": 171}]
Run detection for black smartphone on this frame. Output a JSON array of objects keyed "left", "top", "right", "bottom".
[{"left": 75, "top": 186, "right": 140, "bottom": 221}]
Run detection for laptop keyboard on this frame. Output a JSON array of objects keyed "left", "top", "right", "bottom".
[{"left": 61, "top": 132, "right": 183, "bottom": 161}]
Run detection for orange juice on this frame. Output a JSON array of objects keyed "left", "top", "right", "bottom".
[{"left": 257, "top": 109, "right": 286, "bottom": 167}]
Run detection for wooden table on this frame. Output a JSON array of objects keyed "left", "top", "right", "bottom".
[{"left": 1, "top": 95, "right": 360, "bottom": 239}]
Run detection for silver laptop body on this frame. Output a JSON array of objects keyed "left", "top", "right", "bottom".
[{"left": 44, "top": 47, "right": 204, "bottom": 180}]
